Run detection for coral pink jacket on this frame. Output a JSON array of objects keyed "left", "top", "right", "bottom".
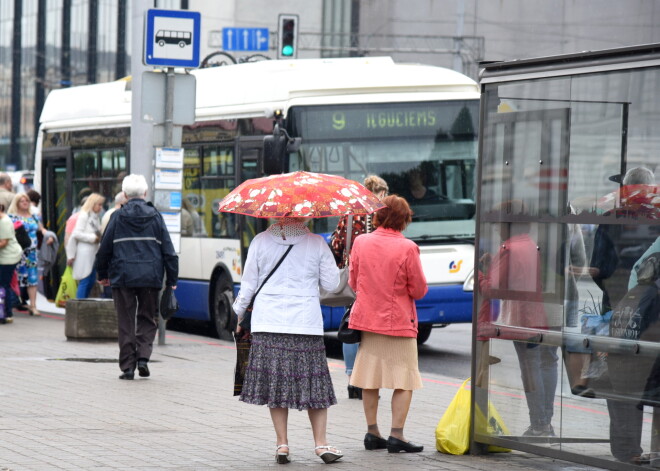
[{"left": 348, "top": 227, "right": 427, "bottom": 337}]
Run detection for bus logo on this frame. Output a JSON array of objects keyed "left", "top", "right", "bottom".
[
  {"left": 449, "top": 260, "right": 462, "bottom": 273},
  {"left": 156, "top": 30, "right": 192, "bottom": 48}
]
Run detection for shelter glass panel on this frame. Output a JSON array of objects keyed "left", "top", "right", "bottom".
[{"left": 477, "top": 62, "right": 660, "bottom": 468}]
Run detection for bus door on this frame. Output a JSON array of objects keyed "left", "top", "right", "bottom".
[
  {"left": 41, "top": 148, "right": 71, "bottom": 295},
  {"left": 235, "top": 137, "right": 268, "bottom": 266}
]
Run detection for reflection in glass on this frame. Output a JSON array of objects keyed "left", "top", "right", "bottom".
[{"left": 478, "top": 201, "right": 558, "bottom": 438}]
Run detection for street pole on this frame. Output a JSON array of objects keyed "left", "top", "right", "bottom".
[
  {"left": 157, "top": 66, "right": 176, "bottom": 346},
  {"left": 131, "top": 1, "right": 167, "bottom": 345}
]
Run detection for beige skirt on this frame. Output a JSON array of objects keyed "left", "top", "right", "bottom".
[{"left": 349, "top": 331, "right": 423, "bottom": 390}]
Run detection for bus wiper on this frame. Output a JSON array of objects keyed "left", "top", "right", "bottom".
[{"left": 411, "top": 234, "right": 474, "bottom": 243}]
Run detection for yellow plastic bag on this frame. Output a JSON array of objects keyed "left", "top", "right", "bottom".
[
  {"left": 436, "top": 378, "right": 471, "bottom": 454},
  {"left": 55, "top": 266, "right": 77, "bottom": 308},
  {"left": 435, "top": 378, "right": 511, "bottom": 454}
]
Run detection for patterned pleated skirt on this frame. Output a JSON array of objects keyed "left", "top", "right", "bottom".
[
  {"left": 350, "top": 331, "right": 423, "bottom": 390},
  {"left": 239, "top": 332, "right": 337, "bottom": 410}
]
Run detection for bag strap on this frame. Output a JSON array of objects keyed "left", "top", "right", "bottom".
[
  {"left": 342, "top": 216, "right": 353, "bottom": 266},
  {"left": 250, "top": 244, "right": 294, "bottom": 304}
]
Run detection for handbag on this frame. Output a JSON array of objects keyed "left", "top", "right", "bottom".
[
  {"left": 337, "top": 304, "right": 361, "bottom": 344},
  {"left": 13, "top": 220, "right": 32, "bottom": 250},
  {"left": 233, "top": 331, "right": 252, "bottom": 396},
  {"left": 238, "top": 244, "right": 293, "bottom": 332},
  {"left": 159, "top": 285, "right": 179, "bottom": 320},
  {"left": 320, "top": 217, "right": 356, "bottom": 307}
]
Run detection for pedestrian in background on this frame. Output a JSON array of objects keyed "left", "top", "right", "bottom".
[
  {"left": 233, "top": 217, "right": 342, "bottom": 465},
  {"left": 100, "top": 191, "right": 127, "bottom": 235},
  {"left": 0, "top": 173, "right": 16, "bottom": 216},
  {"left": 0, "top": 203, "right": 23, "bottom": 324},
  {"left": 26, "top": 189, "right": 41, "bottom": 216},
  {"left": 96, "top": 174, "right": 178, "bottom": 380},
  {"left": 330, "top": 174, "right": 388, "bottom": 400},
  {"left": 347, "top": 195, "right": 428, "bottom": 453},
  {"left": 65, "top": 193, "right": 105, "bottom": 299},
  {"left": 8, "top": 193, "right": 50, "bottom": 316}
]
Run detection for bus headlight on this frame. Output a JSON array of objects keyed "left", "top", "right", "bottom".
[{"left": 463, "top": 269, "right": 475, "bottom": 292}]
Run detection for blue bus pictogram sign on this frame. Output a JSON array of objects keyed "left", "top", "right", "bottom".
[{"left": 145, "top": 9, "right": 201, "bottom": 68}]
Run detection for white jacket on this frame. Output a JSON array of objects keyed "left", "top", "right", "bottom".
[
  {"left": 65, "top": 210, "right": 101, "bottom": 281},
  {"left": 233, "top": 229, "right": 340, "bottom": 336}
]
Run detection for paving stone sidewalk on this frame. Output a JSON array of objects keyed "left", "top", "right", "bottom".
[{"left": 0, "top": 309, "right": 602, "bottom": 470}]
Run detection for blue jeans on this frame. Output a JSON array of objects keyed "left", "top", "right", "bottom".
[
  {"left": 513, "top": 342, "right": 558, "bottom": 428},
  {"left": 76, "top": 268, "right": 97, "bottom": 299},
  {"left": 0, "top": 264, "right": 17, "bottom": 318},
  {"left": 343, "top": 342, "right": 359, "bottom": 376}
]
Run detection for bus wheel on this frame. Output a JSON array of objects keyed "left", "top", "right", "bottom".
[
  {"left": 179, "top": 41, "right": 186, "bottom": 48},
  {"left": 210, "top": 276, "right": 234, "bottom": 341},
  {"left": 158, "top": 40, "right": 165, "bottom": 47},
  {"left": 417, "top": 324, "right": 433, "bottom": 345}
]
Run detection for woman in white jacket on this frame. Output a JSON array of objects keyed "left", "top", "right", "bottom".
[
  {"left": 233, "top": 217, "right": 341, "bottom": 465},
  {"left": 66, "top": 193, "right": 105, "bottom": 299}
]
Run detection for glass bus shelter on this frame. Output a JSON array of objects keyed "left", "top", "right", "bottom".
[{"left": 473, "top": 43, "right": 660, "bottom": 470}]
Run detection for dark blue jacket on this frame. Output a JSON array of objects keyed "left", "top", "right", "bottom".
[{"left": 95, "top": 198, "right": 178, "bottom": 288}]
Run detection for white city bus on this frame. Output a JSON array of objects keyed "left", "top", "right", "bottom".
[{"left": 35, "top": 57, "right": 479, "bottom": 343}]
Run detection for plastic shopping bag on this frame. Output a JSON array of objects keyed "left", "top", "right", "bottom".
[
  {"left": 435, "top": 378, "right": 510, "bottom": 454},
  {"left": 436, "top": 378, "right": 471, "bottom": 454},
  {"left": 474, "top": 394, "right": 511, "bottom": 453},
  {"left": 55, "top": 266, "right": 77, "bottom": 308}
]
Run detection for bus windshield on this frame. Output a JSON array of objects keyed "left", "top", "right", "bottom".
[{"left": 287, "top": 100, "right": 479, "bottom": 242}]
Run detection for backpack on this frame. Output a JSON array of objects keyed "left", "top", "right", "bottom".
[{"left": 13, "top": 220, "right": 32, "bottom": 250}]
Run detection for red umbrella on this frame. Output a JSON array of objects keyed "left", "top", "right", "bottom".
[{"left": 217, "top": 171, "right": 385, "bottom": 218}]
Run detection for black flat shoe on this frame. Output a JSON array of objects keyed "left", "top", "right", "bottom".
[
  {"left": 137, "top": 360, "right": 150, "bottom": 378},
  {"left": 119, "top": 369, "right": 134, "bottom": 380},
  {"left": 364, "top": 433, "right": 387, "bottom": 450},
  {"left": 387, "top": 436, "right": 423, "bottom": 453}
]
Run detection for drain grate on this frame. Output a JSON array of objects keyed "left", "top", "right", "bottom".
[{"left": 48, "top": 358, "right": 118, "bottom": 363}]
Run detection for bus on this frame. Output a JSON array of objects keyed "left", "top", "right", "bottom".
[{"left": 35, "top": 57, "right": 479, "bottom": 344}]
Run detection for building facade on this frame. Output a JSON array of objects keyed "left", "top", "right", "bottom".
[{"left": 1, "top": 0, "right": 659, "bottom": 169}]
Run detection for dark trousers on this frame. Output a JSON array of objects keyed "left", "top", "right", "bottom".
[
  {"left": 0, "top": 264, "right": 17, "bottom": 318},
  {"left": 607, "top": 398, "right": 643, "bottom": 461},
  {"left": 113, "top": 287, "right": 159, "bottom": 372}
]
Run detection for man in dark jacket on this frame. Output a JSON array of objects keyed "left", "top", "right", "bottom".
[{"left": 96, "top": 174, "right": 178, "bottom": 380}]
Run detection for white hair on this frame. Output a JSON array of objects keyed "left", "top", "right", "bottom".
[
  {"left": 114, "top": 191, "right": 128, "bottom": 205},
  {"left": 623, "top": 167, "right": 654, "bottom": 185},
  {"left": 122, "top": 174, "right": 148, "bottom": 198}
]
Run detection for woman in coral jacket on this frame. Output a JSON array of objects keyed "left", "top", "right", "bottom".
[{"left": 347, "top": 195, "right": 428, "bottom": 453}]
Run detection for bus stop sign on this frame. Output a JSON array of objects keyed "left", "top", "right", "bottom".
[{"left": 144, "top": 9, "right": 201, "bottom": 68}]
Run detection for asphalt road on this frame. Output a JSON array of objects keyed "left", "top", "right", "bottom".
[
  {"left": 323, "top": 322, "right": 473, "bottom": 378},
  {"left": 169, "top": 318, "right": 475, "bottom": 379}
]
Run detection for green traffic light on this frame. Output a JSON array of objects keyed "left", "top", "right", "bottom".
[{"left": 281, "top": 45, "right": 294, "bottom": 56}]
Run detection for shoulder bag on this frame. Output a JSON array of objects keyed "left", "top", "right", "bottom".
[
  {"left": 320, "top": 216, "right": 357, "bottom": 307},
  {"left": 337, "top": 304, "right": 361, "bottom": 344},
  {"left": 239, "top": 244, "right": 294, "bottom": 332}
]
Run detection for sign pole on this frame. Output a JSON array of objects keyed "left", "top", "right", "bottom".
[
  {"left": 157, "top": 66, "right": 177, "bottom": 346},
  {"left": 143, "top": 8, "right": 200, "bottom": 346},
  {"left": 164, "top": 67, "right": 175, "bottom": 146}
]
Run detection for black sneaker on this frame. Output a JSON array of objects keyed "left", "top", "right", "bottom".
[
  {"left": 522, "top": 426, "right": 544, "bottom": 437},
  {"left": 119, "top": 369, "right": 134, "bottom": 380},
  {"left": 137, "top": 360, "right": 150, "bottom": 378}
]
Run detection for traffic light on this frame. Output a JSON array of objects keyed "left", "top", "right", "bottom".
[{"left": 278, "top": 14, "right": 299, "bottom": 59}]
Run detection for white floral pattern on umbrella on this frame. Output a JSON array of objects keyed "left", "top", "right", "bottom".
[{"left": 218, "top": 171, "right": 385, "bottom": 218}]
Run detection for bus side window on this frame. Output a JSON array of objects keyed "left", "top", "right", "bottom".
[{"left": 203, "top": 145, "right": 236, "bottom": 239}]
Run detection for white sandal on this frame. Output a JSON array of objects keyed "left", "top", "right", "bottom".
[
  {"left": 315, "top": 445, "right": 343, "bottom": 464},
  {"left": 276, "top": 444, "right": 290, "bottom": 464}
]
